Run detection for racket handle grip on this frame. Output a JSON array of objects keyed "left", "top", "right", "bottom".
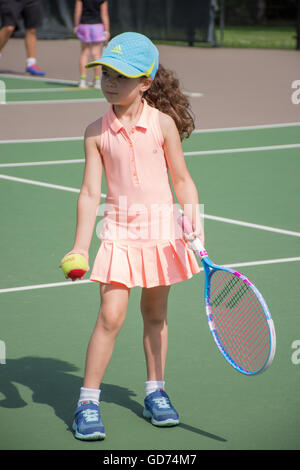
[{"left": 179, "top": 214, "right": 207, "bottom": 257}]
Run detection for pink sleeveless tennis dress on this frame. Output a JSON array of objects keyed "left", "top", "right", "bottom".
[{"left": 90, "top": 99, "right": 200, "bottom": 288}]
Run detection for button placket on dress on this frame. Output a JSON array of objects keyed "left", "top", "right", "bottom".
[{"left": 122, "top": 127, "right": 140, "bottom": 186}]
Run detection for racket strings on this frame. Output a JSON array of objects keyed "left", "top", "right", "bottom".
[
  {"left": 208, "top": 271, "right": 270, "bottom": 373},
  {"left": 214, "top": 303, "right": 268, "bottom": 372},
  {"left": 216, "top": 295, "right": 269, "bottom": 371},
  {"left": 216, "top": 293, "right": 268, "bottom": 370}
]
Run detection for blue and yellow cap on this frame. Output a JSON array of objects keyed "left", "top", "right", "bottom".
[{"left": 86, "top": 32, "right": 159, "bottom": 80}]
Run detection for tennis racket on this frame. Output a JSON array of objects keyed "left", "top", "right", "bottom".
[{"left": 179, "top": 213, "right": 276, "bottom": 375}]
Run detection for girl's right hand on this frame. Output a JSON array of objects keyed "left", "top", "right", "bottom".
[{"left": 59, "top": 249, "right": 90, "bottom": 281}]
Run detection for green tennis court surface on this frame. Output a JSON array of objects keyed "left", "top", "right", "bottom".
[
  {"left": 0, "top": 74, "right": 105, "bottom": 103},
  {"left": 0, "top": 124, "right": 299, "bottom": 450}
]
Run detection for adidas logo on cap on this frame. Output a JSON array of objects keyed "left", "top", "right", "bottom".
[{"left": 111, "top": 45, "right": 122, "bottom": 54}]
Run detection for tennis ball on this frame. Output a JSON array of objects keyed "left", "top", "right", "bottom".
[{"left": 60, "top": 253, "right": 88, "bottom": 281}]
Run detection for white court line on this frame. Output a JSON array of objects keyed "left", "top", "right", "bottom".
[
  {"left": 0, "top": 279, "right": 91, "bottom": 294},
  {"left": 193, "top": 122, "right": 300, "bottom": 133},
  {"left": 184, "top": 143, "right": 300, "bottom": 156},
  {"left": 1, "top": 122, "right": 300, "bottom": 144},
  {"left": 1, "top": 256, "right": 299, "bottom": 294},
  {"left": 1, "top": 173, "right": 300, "bottom": 238},
  {"left": 183, "top": 91, "right": 203, "bottom": 98},
  {"left": 0, "top": 173, "right": 108, "bottom": 197},
  {"left": 204, "top": 214, "right": 300, "bottom": 237},
  {"left": 2, "top": 98, "right": 106, "bottom": 105},
  {"left": 0, "top": 73, "right": 78, "bottom": 85},
  {"left": 0, "top": 73, "right": 201, "bottom": 100},
  {"left": 0, "top": 142, "right": 300, "bottom": 161},
  {"left": 0, "top": 173, "right": 80, "bottom": 192},
  {"left": 0, "top": 159, "right": 84, "bottom": 168},
  {"left": 0, "top": 72, "right": 203, "bottom": 96},
  {"left": 5, "top": 87, "right": 79, "bottom": 94},
  {"left": 5, "top": 87, "right": 202, "bottom": 98},
  {"left": 0, "top": 136, "right": 83, "bottom": 144},
  {"left": 222, "top": 257, "right": 300, "bottom": 269}
]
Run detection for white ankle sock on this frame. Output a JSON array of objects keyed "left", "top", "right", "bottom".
[
  {"left": 145, "top": 380, "right": 165, "bottom": 397},
  {"left": 78, "top": 387, "right": 101, "bottom": 406},
  {"left": 26, "top": 57, "right": 36, "bottom": 67}
]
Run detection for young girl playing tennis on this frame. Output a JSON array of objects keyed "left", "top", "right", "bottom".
[
  {"left": 73, "top": 0, "right": 110, "bottom": 89},
  {"left": 63, "top": 32, "right": 204, "bottom": 440}
]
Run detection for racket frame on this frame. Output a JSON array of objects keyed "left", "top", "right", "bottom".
[
  {"left": 182, "top": 219, "right": 276, "bottom": 375},
  {"left": 201, "top": 253, "right": 276, "bottom": 375}
]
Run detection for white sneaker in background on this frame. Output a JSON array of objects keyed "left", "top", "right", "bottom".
[{"left": 78, "top": 79, "right": 87, "bottom": 89}]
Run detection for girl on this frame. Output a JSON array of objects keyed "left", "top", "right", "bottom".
[
  {"left": 63, "top": 32, "right": 204, "bottom": 440},
  {"left": 73, "top": 0, "right": 110, "bottom": 88}
]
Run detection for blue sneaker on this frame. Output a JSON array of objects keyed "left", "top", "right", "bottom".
[
  {"left": 143, "top": 389, "right": 180, "bottom": 426},
  {"left": 72, "top": 400, "right": 106, "bottom": 440},
  {"left": 25, "top": 64, "right": 45, "bottom": 76}
]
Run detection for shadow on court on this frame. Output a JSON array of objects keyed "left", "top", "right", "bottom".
[
  {"left": 0, "top": 69, "right": 27, "bottom": 76},
  {"left": 0, "top": 357, "right": 226, "bottom": 442}
]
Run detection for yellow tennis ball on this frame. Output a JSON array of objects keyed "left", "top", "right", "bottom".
[{"left": 61, "top": 253, "right": 88, "bottom": 280}]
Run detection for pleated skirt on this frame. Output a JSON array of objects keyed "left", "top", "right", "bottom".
[
  {"left": 90, "top": 238, "right": 200, "bottom": 288},
  {"left": 90, "top": 200, "right": 200, "bottom": 288}
]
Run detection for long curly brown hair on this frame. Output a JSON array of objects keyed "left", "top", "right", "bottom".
[{"left": 143, "top": 64, "right": 195, "bottom": 141}]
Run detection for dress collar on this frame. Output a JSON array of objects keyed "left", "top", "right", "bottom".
[{"left": 108, "top": 99, "right": 149, "bottom": 134}]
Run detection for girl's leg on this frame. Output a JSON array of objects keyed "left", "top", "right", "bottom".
[
  {"left": 140, "top": 286, "right": 179, "bottom": 427},
  {"left": 83, "top": 283, "right": 130, "bottom": 389},
  {"left": 140, "top": 285, "right": 171, "bottom": 381}
]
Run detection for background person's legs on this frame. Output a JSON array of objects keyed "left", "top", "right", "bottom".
[
  {"left": 23, "top": 0, "right": 45, "bottom": 75},
  {"left": 78, "top": 42, "right": 90, "bottom": 88},
  {"left": 0, "top": 25, "right": 15, "bottom": 53}
]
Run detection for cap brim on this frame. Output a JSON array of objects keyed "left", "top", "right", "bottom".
[{"left": 86, "top": 57, "right": 147, "bottom": 78}]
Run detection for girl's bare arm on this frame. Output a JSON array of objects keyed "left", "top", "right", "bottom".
[
  {"left": 159, "top": 112, "right": 204, "bottom": 245},
  {"left": 72, "top": 119, "right": 103, "bottom": 259}
]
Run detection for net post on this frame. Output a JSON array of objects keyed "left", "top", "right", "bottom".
[
  {"left": 186, "top": 10, "right": 195, "bottom": 46},
  {"left": 219, "top": 0, "right": 225, "bottom": 47},
  {"left": 208, "top": 0, "right": 224, "bottom": 47}
]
